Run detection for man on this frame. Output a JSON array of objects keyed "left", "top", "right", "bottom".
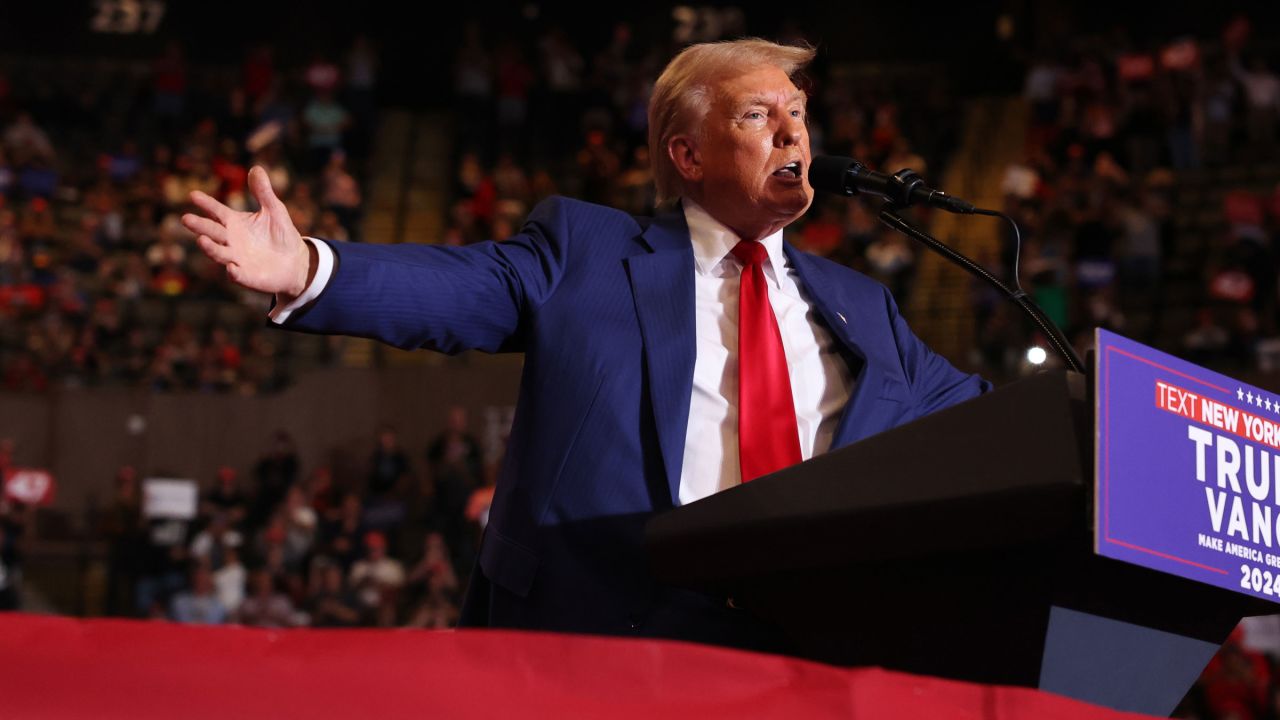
[{"left": 181, "top": 39, "right": 988, "bottom": 650}]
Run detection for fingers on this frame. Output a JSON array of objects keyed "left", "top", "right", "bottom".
[
  {"left": 248, "top": 165, "right": 287, "bottom": 216},
  {"left": 189, "top": 190, "right": 235, "bottom": 224},
  {"left": 196, "top": 234, "right": 235, "bottom": 266},
  {"left": 181, "top": 214, "right": 229, "bottom": 245}
]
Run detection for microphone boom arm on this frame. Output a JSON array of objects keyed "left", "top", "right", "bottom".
[{"left": 877, "top": 205, "right": 1085, "bottom": 373}]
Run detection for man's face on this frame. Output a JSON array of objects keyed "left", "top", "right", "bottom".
[{"left": 683, "top": 64, "right": 813, "bottom": 240}]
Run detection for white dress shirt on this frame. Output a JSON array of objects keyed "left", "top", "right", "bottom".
[
  {"left": 270, "top": 201, "right": 855, "bottom": 505},
  {"left": 677, "top": 199, "right": 853, "bottom": 505},
  {"left": 269, "top": 237, "right": 333, "bottom": 324}
]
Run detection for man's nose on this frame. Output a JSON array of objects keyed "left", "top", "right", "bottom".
[{"left": 777, "top": 115, "right": 804, "bottom": 146}]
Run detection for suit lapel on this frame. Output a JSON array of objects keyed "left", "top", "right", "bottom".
[
  {"left": 783, "top": 244, "right": 884, "bottom": 448},
  {"left": 625, "top": 206, "right": 696, "bottom": 506}
]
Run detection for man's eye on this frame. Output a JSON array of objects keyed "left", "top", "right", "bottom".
[
  {"left": 745, "top": 111, "right": 764, "bottom": 120},
  {"left": 791, "top": 110, "right": 804, "bottom": 118}
]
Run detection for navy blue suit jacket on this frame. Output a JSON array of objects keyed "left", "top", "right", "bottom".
[{"left": 280, "top": 195, "right": 989, "bottom": 644}]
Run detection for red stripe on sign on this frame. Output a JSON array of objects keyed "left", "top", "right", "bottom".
[{"left": 1155, "top": 380, "right": 1280, "bottom": 451}]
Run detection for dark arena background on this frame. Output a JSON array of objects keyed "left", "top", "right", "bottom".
[{"left": 1, "top": 1, "right": 1280, "bottom": 717}]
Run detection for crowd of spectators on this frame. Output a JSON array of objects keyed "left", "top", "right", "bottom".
[
  {"left": 0, "top": 15, "right": 1279, "bottom": 719},
  {"left": 1179, "top": 618, "right": 1280, "bottom": 720},
  {"left": 980, "top": 15, "right": 1280, "bottom": 379},
  {"left": 4, "top": 14, "right": 1280, "bottom": 385},
  {"left": 435, "top": 14, "right": 1280, "bottom": 385},
  {"left": 92, "top": 406, "right": 494, "bottom": 629},
  {"left": 439, "top": 17, "right": 961, "bottom": 306},
  {"left": 0, "top": 36, "right": 378, "bottom": 394}
]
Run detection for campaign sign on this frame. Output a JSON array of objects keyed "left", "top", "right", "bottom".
[
  {"left": 1097, "top": 328, "right": 1280, "bottom": 603},
  {"left": 142, "top": 478, "right": 198, "bottom": 520},
  {"left": 3, "top": 468, "right": 55, "bottom": 506}
]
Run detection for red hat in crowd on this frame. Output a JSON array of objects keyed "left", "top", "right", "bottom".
[{"left": 364, "top": 531, "right": 387, "bottom": 550}]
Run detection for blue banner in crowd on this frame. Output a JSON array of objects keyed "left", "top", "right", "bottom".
[{"left": 1097, "top": 329, "right": 1280, "bottom": 603}]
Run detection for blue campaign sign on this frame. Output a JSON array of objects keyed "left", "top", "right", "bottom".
[{"left": 1096, "top": 328, "right": 1280, "bottom": 603}]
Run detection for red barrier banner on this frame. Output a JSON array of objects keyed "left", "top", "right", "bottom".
[{"left": 0, "top": 613, "right": 1153, "bottom": 719}]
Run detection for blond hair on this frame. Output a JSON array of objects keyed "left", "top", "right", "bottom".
[{"left": 647, "top": 38, "right": 816, "bottom": 206}]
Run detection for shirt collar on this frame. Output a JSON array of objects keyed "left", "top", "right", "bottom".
[{"left": 681, "top": 198, "right": 787, "bottom": 288}]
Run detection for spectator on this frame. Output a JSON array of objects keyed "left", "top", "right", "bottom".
[
  {"left": 284, "top": 180, "right": 321, "bottom": 236},
  {"left": 242, "top": 45, "right": 275, "bottom": 103},
  {"left": 101, "top": 465, "right": 145, "bottom": 616},
  {"left": 368, "top": 425, "right": 408, "bottom": 497},
  {"left": 301, "top": 90, "right": 351, "bottom": 173},
  {"left": 1198, "top": 626, "right": 1272, "bottom": 720},
  {"left": 278, "top": 485, "right": 317, "bottom": 572},
  {"left": 343, "top": 34, "right": 379, "bottom": 159},
  {"left": 2, "top": 112, "right": 55, "bottom": 166},
  {"left": 212, "top": 545, "right": 246, "bottom": 615},
  {"left": 614, "top": 145, "right": 654, "bottom": 215},
  {"left": 797, "top": 202, "right": 843, "bottom": 258},
  {"left": 307, "top": 560, "right": 361, "bottom": 627},
  {"left": 0, "top": 529, "right": 16, "bottom": 611},
  {"left": 233, "top": 568, "right": 300, "bottom": 628},
  {"left": 320, "top": 492, "right": 365, "bottom": 571},
  {"left": 321, "top": 151, "right": 361, "bottom": 240},
  {"left": 426, "top": 406, "right": 481, "bottom": 568},
  {"left": 404, "top": 531, "right": 459, "bottom": 629},
  {"left": 1232, "top": 55, "right": 1280, "bottom": 158},
  {"left": 494, "top": 42, "right": 534, "bottom": 153},
  {"left": 312, "top": 209, "right": 349, "bottom": 243},
  {"left": 135, "top": 513, "right": 190, "bottom": 618},
  {"left": 0, "top": 470, "right": 24, "bottom": 611},
  {"left": 251, "top": 430, "right": 298, "bottom": 529},
  {"left": 864, "top": 230, "right": 914, "bottom": 299},
  {"left": 144, "top": 228, "right": 186, "bottom": 271},
  {"left": 348, "top": 531, "right": 404, "bottom": 627},
  {"left": 453, "top": 22, "right": 493, "bottom": 155},
  {"left": 305, "top": 467, "right": 340, "bottom": 524},
  {"left": 170, "top": 563, "right": 229, "bottom": 625},
  {"left": 304, "top": 53, "right": 341, "bottom": 95},
  {"left": 189, "top": 512, "right": 242, "bottom": 569}
]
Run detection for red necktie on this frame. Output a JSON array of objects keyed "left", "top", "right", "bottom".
[{"left": 731, "top": 240, "right": 802, "bottom": 483}]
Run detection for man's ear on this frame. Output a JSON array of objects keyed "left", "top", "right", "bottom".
[{"left": 668, "top": 135, "right": 702, "bottom": 184}]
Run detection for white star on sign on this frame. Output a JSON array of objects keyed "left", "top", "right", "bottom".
[
  {"left": 1240, "top": 388, "right": 1247, "bottom": 400},
  {"left": 1268, "top": 399, "right": 1274, "bottom": 412},
  {"left": 1248, "top": 391, "right": 1255, "bottom": 404}
]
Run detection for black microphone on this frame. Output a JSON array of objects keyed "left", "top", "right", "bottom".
[{"left": 809, "top": 155, "right": 976, "bottom": 214}]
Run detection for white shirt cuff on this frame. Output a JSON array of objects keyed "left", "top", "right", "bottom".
[{"left": 269, "top": 237, "right": 334, "bottom": 324}]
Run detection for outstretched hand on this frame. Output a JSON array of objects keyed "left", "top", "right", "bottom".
[{"left": 181, "top": 166, "right": 312, "bottom": 299}]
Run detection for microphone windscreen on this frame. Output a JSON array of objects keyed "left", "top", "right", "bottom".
[{"left": 808, "top": 155, "right": 857, "bottom": 195}]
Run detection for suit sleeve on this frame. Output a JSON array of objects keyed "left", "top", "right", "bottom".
[
  {"left": 272, "top": 196, "right": 574, "bottom": 354},
  {"left": 883, "top": 287, "right": 992, "bottom": 415}
]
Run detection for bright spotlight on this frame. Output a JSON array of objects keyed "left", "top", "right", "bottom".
[{"left": 1027, "top": 346, "right": 1048, "bottom": 365}]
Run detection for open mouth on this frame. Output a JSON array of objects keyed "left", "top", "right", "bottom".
[{"left": 772, "top": 161, "right": 803, "bottom": 179}]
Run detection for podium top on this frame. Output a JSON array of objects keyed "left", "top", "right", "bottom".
[{"left": 646, "top": 370, "right": 1091, "bottom": 587}]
